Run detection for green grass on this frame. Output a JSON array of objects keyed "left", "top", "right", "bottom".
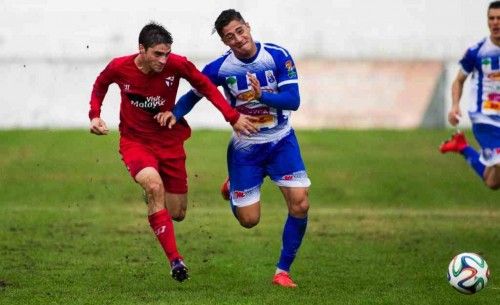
[{"left": 0, "top": 129, "right": 499, "bottom": 305}]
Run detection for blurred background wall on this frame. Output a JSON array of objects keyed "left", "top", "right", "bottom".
[{"left": 0, "top": 0, "right": 491, "bottom": 129}]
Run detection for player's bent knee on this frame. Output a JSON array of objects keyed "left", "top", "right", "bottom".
[
  {"left": 237, "top": 214, "right": 260, "bottom": 228},
  {"left": 484, "top": 170, "right": 500, "bottom": 189},
  {"left": 289, "top": 197, "right": 309, "bottom": 216},
  {"left": 234, "top": 202, "right": 260, "bottom": 228},
  {"left": 145, "top": 181, "right": 164, "bottom": 195},
  {"left": 239, "top": 219, "right": 259, "bottom": 228},
  {"left": 300, "top": 200, "right": 310, "bottom": 214},
  {"left": 171, "top": 210, "right": 186, "bottom": 222},
  {"left": 291, "top": 202, "right": 309, "bottom": 216},
  {"left": 485, "top": 178, "right": 500, "bottom": 190}
]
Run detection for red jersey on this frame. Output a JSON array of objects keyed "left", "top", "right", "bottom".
[{"left": 89, "top": 53, "right": 239, "bottom": 143}]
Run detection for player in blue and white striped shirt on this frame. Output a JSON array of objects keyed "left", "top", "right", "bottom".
[
  {"left": 440, "top": 1, "right": 500, "bottom": 190},
  {"left": 166, "top": 9, "right": 311, "bottom": 287}
]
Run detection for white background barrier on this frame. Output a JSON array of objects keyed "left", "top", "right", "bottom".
[
  {"left": 0, "top": 0, "right": 489, "bottom": 129},
  {"left": 0, "top": 59, "right": 472, "bottom": 129}
]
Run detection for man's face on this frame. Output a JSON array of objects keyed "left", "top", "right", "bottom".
[
  {"left": 221, "top": 20, "right": 255, "bottom": 59},
  {"left": 140, "top": 43, "right": 171, "bottom": 73},
  {"left": 488, "top": 8, "right": 500, "bottom": 40}
]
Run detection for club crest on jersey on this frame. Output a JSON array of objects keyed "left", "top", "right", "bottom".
[
  {"left": 285, "top": 60, "right": 297, "bottom": 78},
  {"left": 265, "top": 70, "right": 276, "bottom": 83},
  {"left": 165, "top": 76, "right": 175, "bottom": 87},
  {"left": 482, "top": 58, "right": 492, "bottom": 66},
  {"left": 226, "top": 76, "right": 237, "bottom": 86}
]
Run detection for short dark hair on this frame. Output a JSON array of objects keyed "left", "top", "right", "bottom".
[
  {"left": 214, "top": 9, "right": 245, "bottom": 37},
  {"left": 138, "top": 22, "right": 173, "bottom": 50},
  {"left": 489, "top": 1, "right": 500, "bottom": 10}
]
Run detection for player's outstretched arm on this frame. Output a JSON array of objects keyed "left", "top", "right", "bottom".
[
  {"left": 173, "top": 90, "right": 257, "bottom": 135},
  {"left": 90, "top": 117, "right": 109, "bottom": 135},
  {"left": 448, "top": 71, "right": 468, "bottom": 126},
  {"left": 172, "top": 90, "right": 202, "bottom": 120},
  {"left": 181, "top": 59, "right": 244, "bottom": 125},
  {"left": 88, "top": 60, "right": 117, "bottom": 134}
]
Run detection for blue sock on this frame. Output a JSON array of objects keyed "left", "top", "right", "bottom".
[
  {"left": 461, "top": 146, "right": 485, "bottom": 178},
  {"left": 277, "top": 214, "right": 308, "bottom": 272}
]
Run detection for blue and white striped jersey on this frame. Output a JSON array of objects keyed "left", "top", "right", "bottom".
[
  {"left": 460, "top": 37, "right": 500, "bottom": 127},
  {"left": 197, "top": 42, "right": 299, "bottom": 143}
]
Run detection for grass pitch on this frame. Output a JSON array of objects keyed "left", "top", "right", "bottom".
[{"left": 0, "top": 129, "right": 499, "bottom": 305}]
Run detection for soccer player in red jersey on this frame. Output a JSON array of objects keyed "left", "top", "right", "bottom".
[{"left": 88, "top": 22, "right": 257, "bottom": 282}]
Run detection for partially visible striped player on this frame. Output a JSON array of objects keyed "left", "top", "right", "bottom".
[
  {"left": 440, "top": 1, "right": 500, "bottom": 190},
  {"left": 163, "top": 9, "right": 311, "bottom": 287}
]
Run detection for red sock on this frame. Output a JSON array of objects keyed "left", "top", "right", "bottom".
[{"left": 148, "top": 209, "right": 181, "bottom": 263}]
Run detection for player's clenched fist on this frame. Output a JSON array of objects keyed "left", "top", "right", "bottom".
[{"left": 90, "top": 117, "right": 109, "bottom": 135}]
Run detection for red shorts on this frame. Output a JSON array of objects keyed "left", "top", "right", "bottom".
[{"left": 119, "top": 136, "right": 187, "bottom": 194}]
